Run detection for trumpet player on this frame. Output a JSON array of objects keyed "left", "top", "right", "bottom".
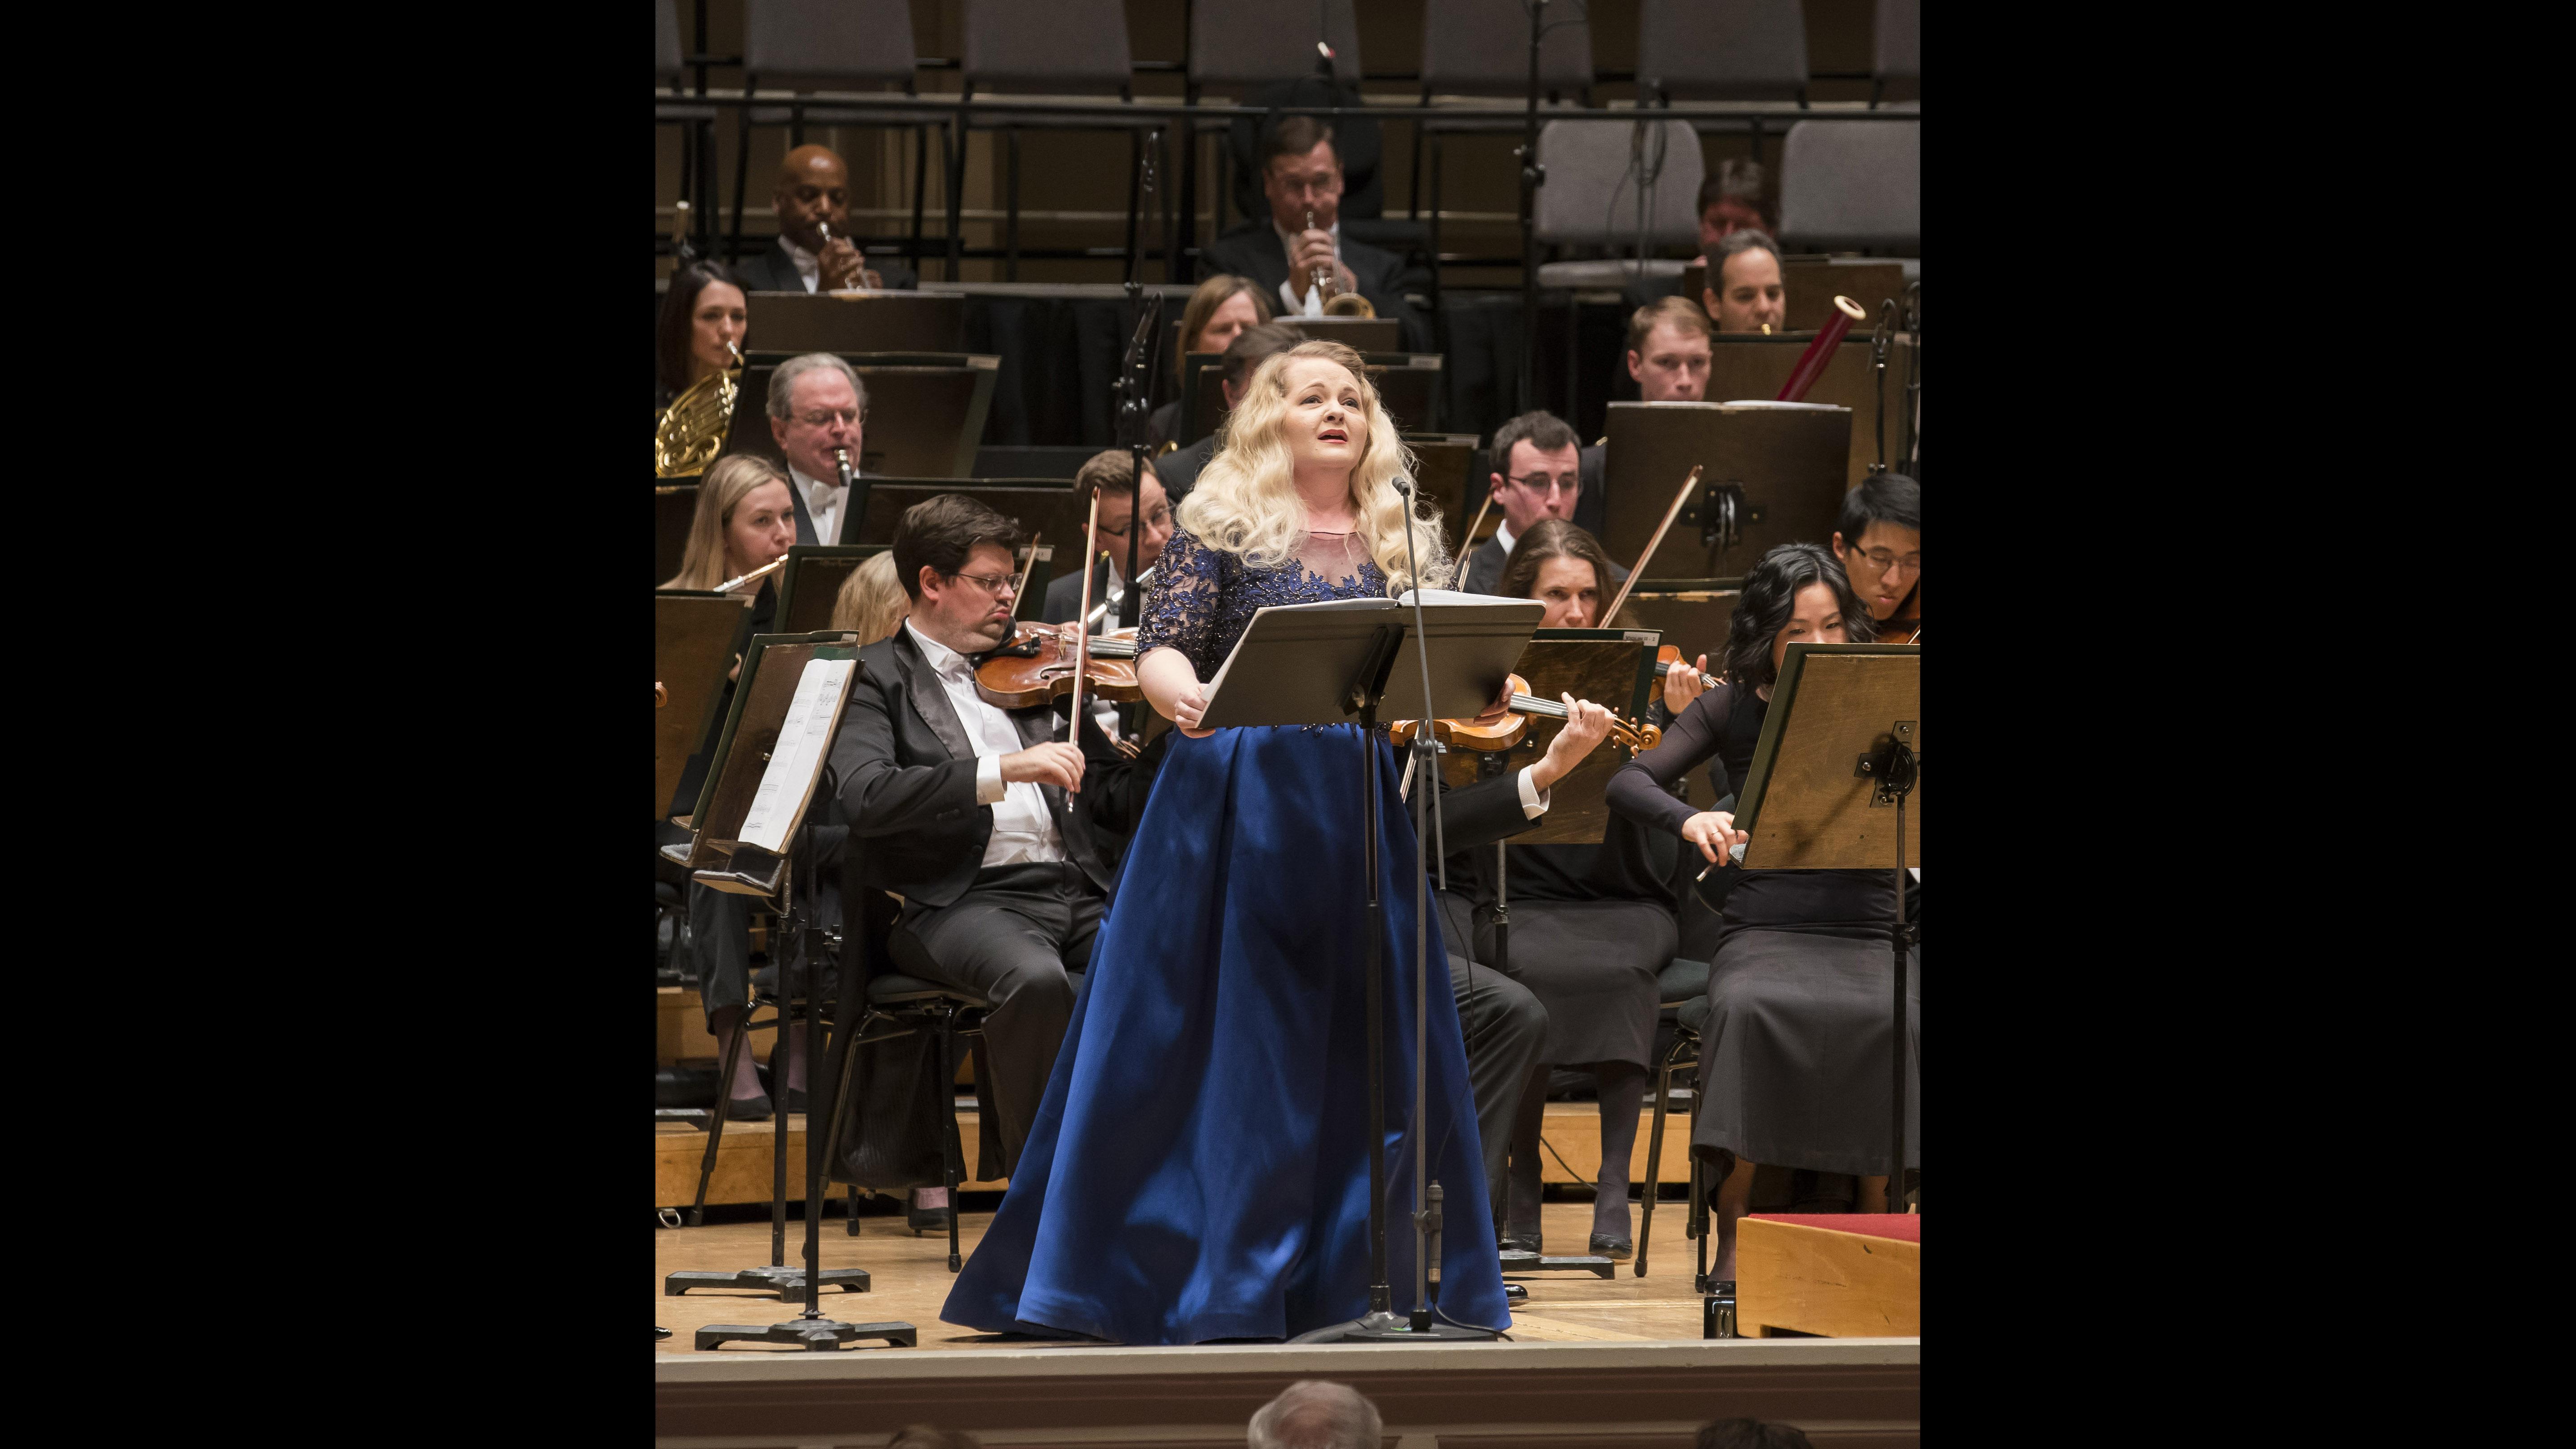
[
  {"left": 1199, "top": 118, "right": 1426, "bottom": 346},
  {"left": 735, "top": 144, "right": 919, "bottom": 294}
]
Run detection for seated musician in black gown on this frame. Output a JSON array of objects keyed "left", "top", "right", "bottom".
[
  {"left": 1466, "top": 520, "right": 1707, "bottom": 1258},
  {"left": 1605, "top": 543, "right": 1915, "bottom": 1281},
  {"left": 826, "top": 495, "right": 1143, "bottom": 1183}
]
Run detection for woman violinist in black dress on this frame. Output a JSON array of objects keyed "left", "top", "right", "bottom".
[
  {"left": 1474, "top": 520, "right": 1708, "bottom": 1259},
  {"left": 1604, "top": 542, "right": 1915, "bottom": 1281}
]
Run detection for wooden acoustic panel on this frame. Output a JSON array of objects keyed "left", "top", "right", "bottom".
[
  {"left": 1405, "top": 433, "right": 1480, "bottom": 530},
  {"left": 1600, "top": 402, "right": 1852, "bottom": 580},
  {"left": 1737, "top": 1216, "right": 1921, "bottom": 1338},
  {"left": 744, "top": 290, "right": 965, "bottom": 353},
  {"left": 654, "top": 591, "right": 753, "bottom": 818}
]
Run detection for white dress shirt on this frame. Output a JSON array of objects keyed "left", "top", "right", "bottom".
[
  {"left": 780, "top": 235, "right": 821, "bottom": 292},
  {"left": 789, "top": 465, "right": 848, "bottom": 546},
  {"left": 1275, "top": 218, "right": 1341, "bottom": 317},
  {"left": 1491, "top": 518, "right": 1519, "bottom": 559},
  {"left": 905, "top": 621, "right": 1067, "bottom": 869}
]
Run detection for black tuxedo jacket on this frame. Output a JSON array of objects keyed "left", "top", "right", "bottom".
[
  {"left": 829, "top": 627, "right": 1139, "bottom": 909},
  {"left": 1041, "top": 566, "right": 1148, "bottom": 628},
  {"left": 1154, "top": 433, "right": 1219, "bottom": 502},
  {"left": 1198, "top": 222, "right": 1430, "bottom": 351},
  {"left": 734, "top": 238, "right": 919, "bottom": 294},
  {"left": 1459, "top": 531, "right": 1628, "bottom": 596}
]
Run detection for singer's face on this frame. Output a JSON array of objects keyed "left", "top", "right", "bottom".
[
  {"left": 1708, "top": 248, "right": 1786, "bottom": 335},
  {"left": 769, "top": 369, "right": 865, "bottom": 484},
  {"left": 1529, "top": 555, "right": 1604, "bottom": 629},
  {"left": 724, "top": 481, "right": 797, "bottom": 578},
  {"left": 1627, "top": 321, "right": 1712, "bottom": 401},
  {"left": 1282, "top": 360, "right": 1367, "bottom": 474}
]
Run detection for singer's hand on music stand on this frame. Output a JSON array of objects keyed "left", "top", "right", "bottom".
[{"left": 1170, "top": 684, "right": 1213, "bottom": 738}]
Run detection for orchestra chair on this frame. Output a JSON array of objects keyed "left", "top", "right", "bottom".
[
  {"left": 678, "top": 945, "right": 842, "bottom": 1233},
  {"left": 1530, "top": 118, "right": 1702, "bottom": 420},
  {"left": 656, "top": 0, "right": 720, "bottom": 258},
  {"left": 726, "top": 0, "right": 945, "bottom": 279},
  {"left": 1777, "top": 118, "right": 1920, "bottom": 256},
  {"left": 1634, "top": 955, "right": 1711, "bottom": 1283},
  {"left": 829, "top": 954, "right": 991, "bottom": 1272},
  {"left": 1636, "top": 0, "right": 1811, "bottom": 174},
  {"left": 1184, "top": 2, "right": 1374, "bottom": 258},
  {"left": 1410, "top": 0, "right": 1595, "bottom": 299},
  {"left": 1872, "top": 0, "right": 1920, "bottom": 109},
  {"left": 954, "top": 0, "right": 1148, "bottom": 282}
]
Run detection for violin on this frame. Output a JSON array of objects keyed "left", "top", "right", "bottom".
[
  {"left": 973, "top": 621, "right": 1144, "bottom": 710},
  {"left": 1877, "top": 620, "right": 1920, "bottom": 644},
  {"left": 1653, "top": 645, "right": 1718, "bottom": 691},
  {"left": 1389, "top": 674, "right": 1662, "bottom": 756}
]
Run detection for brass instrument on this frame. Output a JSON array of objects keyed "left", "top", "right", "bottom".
[
  {"left": 1304, "top": 208, "right": 1377, "bottom": 319},
  {"left": 655, "top": 338, "right": 741, "bottom": 480}
]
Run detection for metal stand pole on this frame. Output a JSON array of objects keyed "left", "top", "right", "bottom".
[{"left": 1514, "top": 0, "right": 1549, "bottom": 413}]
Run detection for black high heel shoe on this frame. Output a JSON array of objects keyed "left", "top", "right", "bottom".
[
  {"left": 1588, "top": 1233, "right": 1634, "bottom": 1261},
  {"left": 907, "top": 1188, "right": 952, "bottom": 1235}
]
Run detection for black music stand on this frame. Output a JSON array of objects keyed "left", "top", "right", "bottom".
[
  {"left": 1723, "top": 642, "right": 1921, "bottom": 1308},
  {"left": 687, "top": 647, "right": 918, "bottom": 1351},
  {"left": 662, "top": 636, "right": 896, "bottom": 1329},
  {"left": 1598, "top": 403, "right": 1852, "bottom": 577},
  {"left": 1197, "top": 589, "right": 1542, "bottom": 1344}
]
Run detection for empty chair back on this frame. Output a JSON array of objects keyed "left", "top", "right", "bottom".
[
  {"left": 1189, "top": 0, "right": 1362, "bottom": 89},
  {"left": 963, "top": 0, "right": 1136, "bottom": 93},
  {"left": 1419, "top": 0, "right": 1592, "bottom": 96},
  {"left": 1778, "top": 120, "right": 1918, "bottom": 252},
  {"left": 1637, "top": 0, "right": 1809, "bottom": 103},
  {"left": 1875, "top": 0, "right": 1919, "bottom": 86},
  {"left": 657, "top": 0, "right": 684, "bottom": 88},
  {"left": 1533, "top": 119, "right": 1704, "bottom": 247},
  {"left": 744, "top": 0, "right": 918, "bottom": 88}
]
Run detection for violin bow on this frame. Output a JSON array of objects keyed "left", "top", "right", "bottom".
[
  {"left": 1458, "top": 486, "right": 1497, "bottom": 572},
  {"left": 1066, "top": 494, "right": 1102, "bottom": 743},
  {"left": 1602, "top": 464, "right": 1702, "bottom": 624},
  {"left": 1012, "top": 532, "right": 1043, "bottom": 614}
]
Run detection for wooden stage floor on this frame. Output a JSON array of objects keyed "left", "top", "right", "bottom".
[{"left": 657, "top": 1198, "right": 1708, "bottom": 1353}]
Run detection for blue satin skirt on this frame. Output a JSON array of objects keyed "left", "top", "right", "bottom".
[{"left": 940, "top": 723, "right": 1511, "bottom": 1343}]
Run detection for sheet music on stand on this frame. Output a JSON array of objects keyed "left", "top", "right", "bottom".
[{"left": 737, "top": 657, "right": 856, "bottom": 855}]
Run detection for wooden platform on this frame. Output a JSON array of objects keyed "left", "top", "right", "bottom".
[
  {"left": 1737, "top": 1216, "right": 1921, "bottom": 1339},
  {"left": 655, "top": 1100, "right": 1695, "bottom": 1208}
]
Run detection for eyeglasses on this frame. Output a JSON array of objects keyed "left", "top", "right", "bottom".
[
  {"left": 1506, "top": 473, "right": 1580, "bottom": 496},
  {"left": 1849, "top": 548, "right": 1921, "bottom": 577},
  {"left": 1098, "top": 504, "right": 1172, "bottom": 537},
  {"left": 795, "top": 407, "right": 866, "bottom": 428},
  {"left": 946, "top": 571, "right": 1018, "bottom": 597}
]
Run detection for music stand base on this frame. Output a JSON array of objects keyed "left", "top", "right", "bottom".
[
  {"left": 665, "top": 1266, "right": 871, "bottom": 1298},
  {"left": 1292, "top": 1311, "right": 1500, "bottom": 1344},
  {"left": 695, "top": 1317, "right": 918, "bottom": 1351},
  {"left": 1499, "top": 1250, "right": 1616, "bottom": 1279}
]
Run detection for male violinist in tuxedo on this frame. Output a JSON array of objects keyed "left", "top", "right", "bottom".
[
  {"left": 829, "top": 495, "right": 1143, "bottom": 1187},
  {"left": 734, "top": 144, "right": 920, "bottom": 293}
]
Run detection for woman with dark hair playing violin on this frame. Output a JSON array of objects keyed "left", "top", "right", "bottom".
[
  {"left": 1605, "top": 542, "right": 1916, "bottom": 1282},
  {"left": 1466, "top": 518, "right": 1708, "bottom": 1259}
]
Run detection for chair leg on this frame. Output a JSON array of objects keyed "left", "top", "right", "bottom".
[
  {"left": 687, "top": 1002, "right": 753, "bottom": 1227},
  {"left": 937, "top": 1010, "right": 968, "bottom": 1273},
  {"left": 1637, "top": 1050, "right": 1675, "bottom": 1277},
  {"left": 769, "top": 995, "right": 790, "bottom": 1267}
]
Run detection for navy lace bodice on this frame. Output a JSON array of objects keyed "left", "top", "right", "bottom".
[{"left": 1136, "top": 524, "right": 1389, "bottom": 679}]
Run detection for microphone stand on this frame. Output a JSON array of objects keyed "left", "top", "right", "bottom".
[{"left": 1297, "top": 478, "right": 1498, "bottom": 1343}]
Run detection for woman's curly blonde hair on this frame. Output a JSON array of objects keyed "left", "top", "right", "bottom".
[{"left": 1174, "top": 340, "right": 1452, "bottom": 595}]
